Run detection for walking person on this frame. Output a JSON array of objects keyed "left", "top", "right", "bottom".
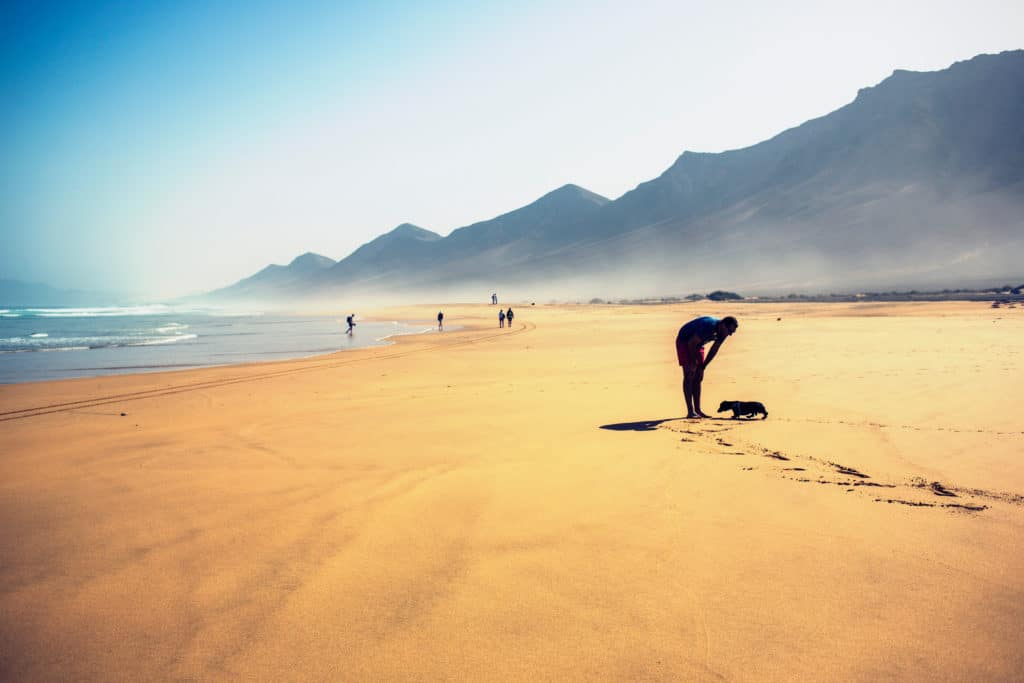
[
  {"left": 675, "top": 316, "right": 738, "bottom": 419},
  {"left": 345, "top": 314, "right": 355, "bottom": 335},
  {"left": 505, "top": 307, "right": 514, "bottom": 328},
  {"left": 437, "top": 310, "right": 444, "bottom": 330},
  {"left": 498, "top": 309, "right": 505, "bottom": 328}
]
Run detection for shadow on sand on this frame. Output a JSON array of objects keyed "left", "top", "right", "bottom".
[
  {"left": 600, "top": 417, "right": 734, "bottom": 431},
  {"left": 600, "top": 418, "right": 680, "bottom": 432}
]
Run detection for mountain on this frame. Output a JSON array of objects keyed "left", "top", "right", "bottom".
[
  {"left": 320, "top": 184, "right": 613, "bottom": 294},
  {"left": 396, "top": 184, "right": 611, "bottom": 286},
  {"left": 208, "top": 251, "right": 336, "bottom": 300},
  {"left": 319, "top": 224, "right": 442, "bottom": 291},
  {"left": 207, "top": 50, "right": 1024, "bottom": 302},
  {"left": 288, "top": 252, "right": 336, "bottom": 272},
  {"left": 544, "top": 49, "right": 1024, "bottom": 293},
  {"left": 441, "top": 184, "right": 610, "bottom": 259},
  {"left": 211, "top": 185, "right": 611, "bottom": 301}
]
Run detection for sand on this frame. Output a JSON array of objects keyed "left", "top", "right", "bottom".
[{"left": 1, "top": 302, "right": 1022, "bottom": 681}]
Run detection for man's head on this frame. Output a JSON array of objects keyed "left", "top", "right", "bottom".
[{"left": 719, "top": 316, "right": 739, "bottom": 337}]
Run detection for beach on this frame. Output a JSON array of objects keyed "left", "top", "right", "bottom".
[{"left": 1, "top": 301, "right": 1022, "bottom": 681}]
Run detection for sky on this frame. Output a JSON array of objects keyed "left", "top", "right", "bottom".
[{"left": 2, "top": 0, "right": 1021, "bottom": 299}]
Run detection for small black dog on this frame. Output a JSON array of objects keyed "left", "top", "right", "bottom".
[{"left": 718, "top": 400, "right": 768, "bottom": 419}]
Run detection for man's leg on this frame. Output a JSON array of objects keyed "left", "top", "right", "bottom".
[
  {"left": 692, "top": 369, "right": 710, "bottom": 417},
  {"left": 682, "top": 367, "right": 697, "bottom": 417}
]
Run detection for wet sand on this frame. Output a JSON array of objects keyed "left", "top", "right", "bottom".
[{"left": 1, "top": 302, "right": 1022, "bottom": 681}]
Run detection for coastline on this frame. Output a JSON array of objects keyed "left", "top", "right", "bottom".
[
  {"left": 0, "top": 313, "right": 487, "bottom": 416},
  {"left": 0, "top": 313, "right": 435, "bottom": 386},
  {"left": 1, "top": 302, "right": 1022, "bottom": 680}
]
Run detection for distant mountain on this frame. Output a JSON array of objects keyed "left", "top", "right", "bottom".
[
  {"left": 211, "top": 185, "right": 610, "bottom": 300},
  {"left": 0, "top": 279, "right": 119, "bottom": 307},
  {"left": 206, "top": 50, "right": 1024, "bottom": 302},
  {"left": 440, "top": 184, "right": 609, "bottom": 259},
  {"left": 545, "top": 49, "right": 1024, "bottom": 292},
  {"left": 318, "top": 224, "right": 443, "bottom": 291},
  {"left": 208, "top": 251, "right": 336, "bottom": 300},
  {"left": 288, "top": 252, "right": 336, "bottom": 271}
]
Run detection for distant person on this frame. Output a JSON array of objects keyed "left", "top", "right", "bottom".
[
  {"left": 437, "top": 311, "right": 444, "bottom": 330},
  {"left": 675, "top": 315, "right": 738, "bottom": 419},
  {"left": 346, "top": 314, "right": 355, "bottom": 335},
  {"left": 506, "top": 307, "right": 514, "bottom": 327},
  {"left": 499, "top": 309, "right": 505, "bottom": 328},
  {"left": 492, "top": 293, "right": 498, "bottom": 305}
]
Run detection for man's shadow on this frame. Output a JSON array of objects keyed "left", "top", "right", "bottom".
[
  {"left": 599, "top": 417, "right": 729, "bottom": 431},
  {"left": 599, "top": 418, "right": 677, "bottom": 432}
]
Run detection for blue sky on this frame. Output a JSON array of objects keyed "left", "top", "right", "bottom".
[{"left": 2, "top": 0, "right": 1021, "bottom": 298}]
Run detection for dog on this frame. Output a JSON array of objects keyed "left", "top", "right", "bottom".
[{"left": 717, "top": 400, "right": 768, "bottom": 419}]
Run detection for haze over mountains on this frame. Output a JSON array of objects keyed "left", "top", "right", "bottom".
[{"left": 207, "top": 50, "right": 1024, "bottom": 304}]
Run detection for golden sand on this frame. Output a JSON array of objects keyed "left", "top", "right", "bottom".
[{"left": 1, "top": 302, "right": 1022, "bottom": 681}]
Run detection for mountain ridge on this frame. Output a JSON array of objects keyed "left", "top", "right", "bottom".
[{"left": 206, "top": 50, "right": 1024, "bottom": 302}]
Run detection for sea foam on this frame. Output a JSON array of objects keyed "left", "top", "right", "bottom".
[
  {"left": 130, "top": 334, "right": 199, "bottom": 346},
  {"left": 155, "top": 323, "right": 189, "bottom": 334},
  {"left": 26, "top": 305, "right": 173, "bottom": 318}
]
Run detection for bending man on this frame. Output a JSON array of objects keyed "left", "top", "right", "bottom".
[{"left": 675, "top": 315, "right": 738, "bottom": 419}]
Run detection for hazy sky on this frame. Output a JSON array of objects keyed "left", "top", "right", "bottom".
[{"left": 2, "top": 0, "right": 1021, "bottom": 298}]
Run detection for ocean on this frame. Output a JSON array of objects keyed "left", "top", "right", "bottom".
[{"left": 0, "top": 305, "right": 432, "bottom": 384}]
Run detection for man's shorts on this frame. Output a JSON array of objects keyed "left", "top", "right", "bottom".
[{"left": 676, "top": 339, "right": 705, "bottom": 371}]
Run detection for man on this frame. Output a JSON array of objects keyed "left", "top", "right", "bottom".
[
  {"left": 675, "top": 315, "right": 738, "bottom": 419},
  {"left": 437, "top": 311, "right": 444, "bottom": 330}
]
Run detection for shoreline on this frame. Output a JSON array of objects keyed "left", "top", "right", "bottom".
[
  {"left": 0, "top": 315, "right": 439, "bottom": 387},
  {"left": 0, "top": 313, "right": 495, "bottom": 416}
]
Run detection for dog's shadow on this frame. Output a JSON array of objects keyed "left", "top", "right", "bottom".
[{"left": 599, "top": 417, "right": 730, "bottom": 432}]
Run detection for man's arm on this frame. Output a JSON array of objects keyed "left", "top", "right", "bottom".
[{"left": 703, "top": 338, "right": 726, "bottom": 367}]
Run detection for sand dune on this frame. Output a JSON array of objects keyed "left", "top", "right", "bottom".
[{"left": 1, "top": 302, "right": 1022, "bottom": 681}]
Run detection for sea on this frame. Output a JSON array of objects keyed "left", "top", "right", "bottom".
[{"left": 0, "top": 305, "right": 433, "bottom": 384}]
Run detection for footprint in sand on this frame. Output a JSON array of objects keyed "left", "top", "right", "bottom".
[
  {"left": 876, "top": 498, "right": 987, "bottom": 512},
  {"left": 648, "top": 420, "right": 1007, "bottom": 515},
  {"left": 831, "top": 463, "right": 869, "bottom": 479}
]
